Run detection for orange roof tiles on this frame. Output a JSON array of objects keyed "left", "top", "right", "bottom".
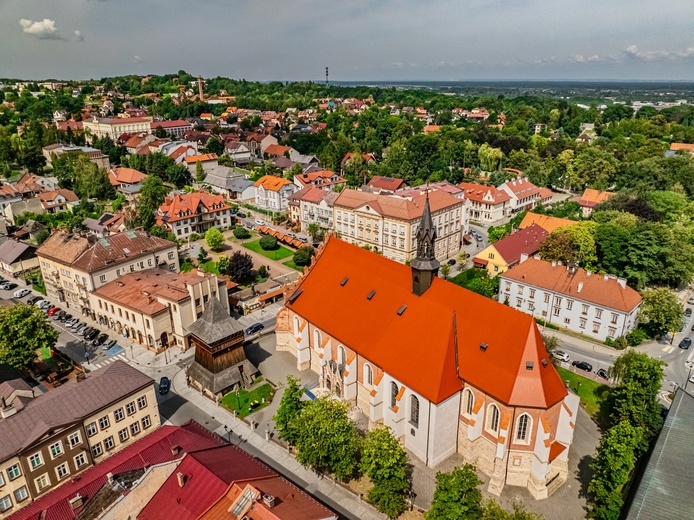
[
  {"left": 518, "top": 213, "right": 578, "bottom": 234},
  {"left": 367, "top": 176, "right": 405, "bottom": 191},
  {"left": 501, "top": 257, "right": 642, "bottom": 313},
  {"left": 254, "top": 175, "right": 293, "bottom": 192},
  {"left": 334, "top": 188, "right": 461, "bottom": 221},
  {"left": 579, "top": 188, "right": 615, "bottom": 208},
  {"left": 184, "top": 153, "right": 218, "bottom": 164},
  {"left": 37, "top": 188, "right": 79, "bottom": 204},
  {"left": 108, "top": 167, "right": 147, "bottom": 186},
  {"left": 670, "top": 143, "right": 694, "bottom": 152},
  {"left": 459, "top": 182, "right": 511, "bottom": 204},
  {"left": 264, "top": 144, "right": 292, "bottom": 157},
  {"left": 287, "top": 237, "right": 567, "bottom": 407},
  {"left": 158, "top": 191, "right": 230, "bottom": 223},
  {"left": 501, "top": 177, "right": 541, "bottom": 198}
]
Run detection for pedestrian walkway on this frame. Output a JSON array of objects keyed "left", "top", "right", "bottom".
[
  {"left": 170, "top": 367, "right": 384, "bottom": 520},
  {"left": 88, "top": 353, "right": 128, "bottom": 370},
  {"left": 544, "top": 328, "right": 625, "bottom": 356}
]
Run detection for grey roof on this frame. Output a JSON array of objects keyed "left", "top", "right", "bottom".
[
  {"left": 0, "top": 361, "right": 153, "bottom": 462},
  {"left": 8, "top": 198, "right": 44, "bottom": 217},
  {"left": 203, "top": 166, "right": 254, "bottom": 193},
  {"left": 626, "top": 389, "right": 694, "bottom": 520},
  {"left": 186, "top": 296, "right": 244, "bottom": 345},
  {"left": 0, "top": 238, "right": 36, "bottom": 264},
  {"left": 186, "top": 359, "right": 258, "bottom": 395}
]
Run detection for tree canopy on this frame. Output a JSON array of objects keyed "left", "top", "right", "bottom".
[{"left": 0, "top": 304, "right": 60, "bottom": 369}]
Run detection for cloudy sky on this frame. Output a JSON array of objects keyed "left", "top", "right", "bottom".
[{"left": 0, "top": 0, "right": 692, "bottom": 82}]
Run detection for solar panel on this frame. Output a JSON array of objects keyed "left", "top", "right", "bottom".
[
  {"left": 126, "top": 230, "right": 137, "bottom": 239},
  {"left": 98, "top": 238, "right": 110, "bottom": 247}
]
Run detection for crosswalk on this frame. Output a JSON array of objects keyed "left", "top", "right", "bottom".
[
  {"left": 88, "top": 353, "right": 129, "bottom": 370},
  {"left": 662, "top": 345, "right": 675, "bottom": 354}
]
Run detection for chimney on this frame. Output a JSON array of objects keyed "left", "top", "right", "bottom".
[
  {"left": 263, "top": 495, "right": 276, "bottom": 508},
  {"left": 171, "top": 445, "right": 181, "bottom": 456},
  {"left": 107, "top": 472, "right": 114, "bottom": 484},
  {"left": 69, "top": 494, "right": 84, "bottom": 510},
  {"left": 551, "top": 261, "right": 556, "bottom": 267},
  {"left": 604, "top": 274, "right": 609, "bottom": 281},
  {"left": 617, "top": 278, "right": 627, "bottom": 289},
  {"left": 1, "top": 397, "right": 16, "bottom": 419},
  {"left": 177, "top": 472, "right": 186, "bottom": 488},
  {"left": 577, "top": 282, "right": 583, "bottom": 293}
]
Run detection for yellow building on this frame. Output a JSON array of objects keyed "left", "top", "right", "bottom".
[{"left": 473, "top": 224, "right": 548, "bottom": 276}]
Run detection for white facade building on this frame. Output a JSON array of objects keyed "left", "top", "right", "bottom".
[{"left": 253, "top": 175, "right": 299, "bottom": 212}]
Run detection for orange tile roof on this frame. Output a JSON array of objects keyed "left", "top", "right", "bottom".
[
  {"left": 184, "top": 153, "right": 218, "bottom": 164},
  {"left": 670, "top": 143, "right": 694, "bottom": 152},
  {"left": 264, "top": 144, "right": 292, "bottom": 157},
  {"left": 108, "top": 167, "right": 147, "bottom": 186},
  {"left": 158, "top": 191, "right": 230, "bottom": 223},
  {"left": 501, "top": 257, "right": 642, "bottom": 313},
  {"left": 459, "top": 182, "right": 511, "bottom": 204},
  {"left": 294, "top": 170, "right": 345, "bottom": 188},
  {"left": 518, "top": 213, "right": 578, "bottom": 234},
  {"left": 37, "top": 188, "right": 79, "bottom": 204},
  {"left": 286, "top": 237, "right": 567, "bottom": 407},
  {"left": 500, "top": 177, "right": 541, "bottom": 198},
  {"left": 366, "top": 176, "right": 405, "bottom": 191},
  {"left": 579, "top": 188, "right": 615, "bottom": 208},
  {"left": 254, "top": 175, "right": 293, "bottom": 192},
  {"left": 539, "top": 187, "right": 553, "bottom": 200},
  {"left": 334, "top": 188, "right": 461, "bottom": 221},
  {"left": 423, "top": 125, "right": 442, "bottom": 134}
]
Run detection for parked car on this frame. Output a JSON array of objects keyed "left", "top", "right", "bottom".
[
  {"left": 37, "top": 300, "right": 51, "bottom": 309},
  {"left": 475, "top": 235, "right": 483, "bottom": 242},
  {"left": 447, "top": 258, "right": 456, "bottom": 266},
  {"left": 159, "top": 376, "right": 170, "bottom": 395},
  {"left": 688, "top": 297, "right": 694, "bottom": 305},
  {"left": 92, "top": 333, "right": 108, "bottom": 347},
  {"left": 27, "top": 296, "right": 43, "bottom": 305},
  {"left": 245, "top": 322, "right": 264, "bottom": 335},
  {"left": 571, "top": 360, "right": 593, "bottom": 372},
  {"left": 71, "top": 321, "right": 83, "bottom": 331},
  {"left": 596, "top": 368, "right": 609, "bottom": 380},
  {"left": 85, "top": 328, "right": 99, "bottom": 341},
  {"left": 552, "top": 350, "right": 570, "bottom": 362},
  {"left": 102, "top": 339, "right": 118, "bottom": 350},
  {"left": 679, "top": 337, "right": 692, "bottom": 350},
  {"left": 13, "top": 288, "right": 30, "bottom": 298},
  {"left": 689, "top": 373, "right": 694, "bottom": 384},
  {"left": 47, "top": 306, "right": 61, "bottom": 317},
  {"left": 66, "top": 318, "right": 78, "bottom": 327},
  {"left": 236, "top": 212, "right": 247, "bottom": 219},
  {"left": 80, "top": 326, "right": 93, "bottom": 337},
  {"left": 61, "top": 313, "right": 73, "bottom": 323},
  {"left": 74, "top": 323, "right": 87, "bottom": 335},
  {"left": 1, "top": 282, "right": 18, "bottom": 291},
  {"left": 52, "top": 310, "right": 66, "bottom": 321},
  {"left": 687, "top": 308, "right": 693, "bottom": 318},
  {"left": 298, "top": 237, "right": 308, "bottom": 243},
  {"left": 254, "top": 219, "right": 265, "bottom": 226}
]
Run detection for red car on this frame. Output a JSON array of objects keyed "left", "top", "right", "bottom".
[{"left": 47, "top": 306, "right": 61, "bottom": 317}]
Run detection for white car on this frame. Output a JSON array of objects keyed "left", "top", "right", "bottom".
[
  {"left": 13, "top": 288, "right": 30, "bottom": 298},
  {"left": 552, "top": 350, "right": 570, "bottom": 363},
  {"left": 254, "top": 219, "right": 265, "bottom": 226},
  {"left": 37, "top": 300, "right": 52, "bottom": 309}
]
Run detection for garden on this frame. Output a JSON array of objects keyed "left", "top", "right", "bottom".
[{"left": 220, "top": 381, "right": 275, "bottom": 418}]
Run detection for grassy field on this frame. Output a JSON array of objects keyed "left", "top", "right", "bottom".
[
  {"left": 557, "top": 367, "right": 610, "bottom": 420},
  {"left": 220, "top": 383, "right": 275, "bottom": 418},
  {"left": 283, "top": 259, "right": 304, "bottom": 272},
  {"left": 244, "top": 240, "right": 294, "bottom": 261},
  {"left": 201, "top": 260, "right": 220, "bottom": 274}
]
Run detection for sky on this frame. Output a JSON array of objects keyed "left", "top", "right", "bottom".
[{"left": 0, "top": 0, "right": 692, "bottom": 82}]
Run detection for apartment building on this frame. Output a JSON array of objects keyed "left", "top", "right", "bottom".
[
  {"left": 150, "top": 119, "right": 192, "bottom": 138},
  {"left": 498, "top": 176, "right": 543, "bottom": 215},
  {"left": 0, "top": 362, "right": 159, "bottom": 518},
  {"left": 155, "top": 191, "right": 233, "bottom": 240},
  {"left": 254, "top": 175, "right": 299, "bottom": 212},
  {"left": 36, "top": 230, "right": 178, "bottom": 314},
  {"left": 333, "top": 188, "right": 466, "bottom": 263},
  {"left": 459, "top": 182, "right": 511, "bottom": 224},
  {"left": 90, "top": 268, "right": 229, "bottom": 351},
  {"left": 287, "top": 187, "right": 338, "bottom": 232},
  {"left": 82, "top": 116, "right": 152, "bottom": 141},
  {"left": 499, "top": 256, "right": 642, "bottom": 341}
]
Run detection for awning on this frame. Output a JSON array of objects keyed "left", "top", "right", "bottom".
[
  {"left": 259, "top": 287, "right": 284, "bottom": 302},
  {"left": 472, "top": 257, "right": 488, "bottom": 266},
  {"left": 463, "top": 234, "right": 472, "bottom": 244}
]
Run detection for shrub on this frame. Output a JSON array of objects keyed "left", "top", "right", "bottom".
[
  {"left": 293, "top": 246, "right": 314, "bottom": 267},
  {"left": 233, "top": 226, "right": 251, "bottom": 239},
  {"left": 259, "top": 234, "right": 278, "bottom": 250},
  {"left": 626, "top": 327, "right": 649, "bottom": 346},
  {"left": 613, "top": 336, "right": 628, "bottom": 350},
  {"left": 604, "top": 337, "right": 614, "bottom": 347}
]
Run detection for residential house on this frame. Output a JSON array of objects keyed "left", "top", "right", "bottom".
[
  {"left": 0, "top": 240, "right": 38, "bottom": 276},
  {"left": 341, "top": 152, "right": 376, "bottom": 174},
  {"left": 473, "top": 224, "right": 549, "bottom": 276},
  {"left": 276, "top": 233, "right": 578, "bottom": 499},
  {"left": 91, "top": 268, "right": 228, "bottom": 351},
  {"left": 82, "top": 116, "right": 152, "bottom": 141},
  {"left": 288, "top": 187, "right": 339, "bottom": 232},
  {"left": 668, "top": 143, "right": 694, "bottom": 155},
  {"left": 0, "top": 362, "right": 160, "bottom": 518},
  {"left": 500, "top": 256, "right": 642, "bottom": 341},
  {"left": 12, "top": 174, "right": 59, "bottom": 199},
  {"left": 263, "top": 144, "right": 292, "bottom": 160},
  {"left": 366, "top": 176, "right": 406, "bottom": 192},
  {"left": 518, "top": 213, "right": 578, "bottom": 234},
  {"left": 10, "top": 220, "right": 45, "bottom": 244},
  {"left": 156, "top": 191, "right": 233, "bottom": 240},
  {"left": 150, "top": 119, "right": 192, "bottom": 138},
  {"left": 578, "top": 189, "right": 615, "bottom": 217},
  {"left": 37, "top": 189, "right": 79, "bottom": 214},
  {"left": 184, "top": 153, "right": 219, "bottom": 175},
  {"left": 203, "top": 167, "right": 255, "bottom": 201},
  {"left": 223, "top": 141, "right": 252, "bottom": 165},
  {"left": 4, "top": 421, "right": 223, "bottom": 520},
  {"left": 245, "top": 133, "right": 277, "bottom": 159},
  {"left": 3, "top": 199, "right": 44, "bottom": 226},
  {"left": 37, "top": 230, "right": 178, "bottom": 313},
  {"left": 498, "top": 176, "right": 543, "bottom": 215},
  {"left": 254, "top": 175, "right": 298, "bottom": 212},
  {"left": 333, "top": 188, "right": 466, "bottom": 263},
  {"left": 0, "top": 186, "right": 22, "bottom": 212},
  {"left": 230, "top": 279, "right": 284, "bottom": 315},
  {"left": 293, "top": 170, "right": 346, "bottom": 192},
  {"left": 42, "top": 144, "right": 109, "bottom": 169},
  {"left": 459, "top": 182, "right": 511, "bottom": 224},
  {"left": 166, "top": 143, "right": 198, "bottom": 165},
  {"left": 108, "top": 167, "right": 148, "bottom": 198},
  {"left": 123, "top": 133, "right": 156, "bottom": 155}
]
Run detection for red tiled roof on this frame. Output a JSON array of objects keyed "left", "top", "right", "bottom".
[
  {"left": 579, "top": 189, "right": 615, "bottom": 208},
  {"left": 37, "top": 189, "right": 79, "bottom": 204},
  {"left": 254, "top": 175, "right": 293, "bottom": 192},
  {"left": 459, "top": 182, "right": 511, "bottom": 204},
  {"left": 158, "top": 191, "right": 230, "bottom": 224},
  {"left": 108, "top": 167, "right": 147, "bottom": 186},
  {"left": 8, "top": 422, "right": 225, "bottom": 520},
  {"left": 341, "top": 152, "right": 375, "bottom": 166},
  {"left": 334, "top": 189, "right": 461, "bottom": 221},
  {"left": 151, "top": 120, "right": 191, "bottom": 129},
  {"left": 539, "top": 187, "right": 553, "bottom": 201},
  {"left": 264, "top": 144, "right": 291, "bottom": 157},
  {"left": 491, "top": 224, "right": 549, "bottom": 266},
  {"left": 184, "top": 153, "right": 218, "bottom": 164},
  {"left": 670, "top": 143, "right": 694, "bottom": 152},
  {"left": 294, "top": 170, "right": 344, "bottom": 188},
  {"left": 500, "top": 177, "right": 541, "bottom": 198},
  {"left": 367, "top": 176, "right": 405, "bottom": 191},
  {"left": 501, "top": 257, "right": 642, "bottom": 313},
  {"left": 286, "top": 237, "right": 567, "bottom": 407}
]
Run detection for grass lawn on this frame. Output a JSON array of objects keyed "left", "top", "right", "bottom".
[
  {"left": 283, "top": 259, "right": 304, "bottom": 272},
  {"left": 220, "top": 383, "right": 275, "bottom": 418},
  {"left": 243, "top": 240, "right": 294, "bottom": 261},
  {"left": 557, "top": 367, "right": 610, "bottom": 420},
  {"left": 201, "top": 260, "right": 220, "bottom": 274}
]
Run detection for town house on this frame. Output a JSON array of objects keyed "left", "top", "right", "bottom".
[
  {"left": 156, "top": 191, "right": 233, "bottom": 240},
  {"left": 254, "top": 175, "right": 299, "bottom": 212},
  {"left": 459, "top": 182, "right": 511, "bottom": 224}
]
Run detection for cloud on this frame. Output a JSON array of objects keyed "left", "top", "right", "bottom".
[
  {"left": 73, "top": 30, "right": 84, "bottom": 41},
  {"left": 133, "top": 55, "right": 143, "bottom": 63},
  {"left": 19, "top": 18, "right": 65, "bottom": 40},
  {"left": 625, "top": 45, "right": 694, "bottom": 61}
]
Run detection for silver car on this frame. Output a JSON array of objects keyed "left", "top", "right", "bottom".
[{"left": 552, "top": 350, "right": 570, "bottom": 362}]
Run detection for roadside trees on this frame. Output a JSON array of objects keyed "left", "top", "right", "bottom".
[
  {"left": 205, "top": 228, "right": 224, "bottom": 252},
  {"left": 0, "top": 304, "right": 59, "bottom": 369}
]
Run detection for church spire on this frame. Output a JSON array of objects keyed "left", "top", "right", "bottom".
[{"left": 410, "top": 190, "right": 440, "bottom": 296}]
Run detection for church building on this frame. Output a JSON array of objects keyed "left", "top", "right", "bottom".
[{"left": 275, "top": 195, "right": 579, "bottom": 499}]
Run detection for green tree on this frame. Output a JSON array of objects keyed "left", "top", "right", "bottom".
[
  {"left": 257, "top": 264, "right": 269, "bottom": 278},
  {"left": 440, "top": 263, "right": 450, "bottom": 279},
  {"left": 292, "top": 397, "right": 361, "bottom": 481},
  {"left": 195, "top": 160, "right": 205, "bottom": 183},
  {"left": 293, "top": 246, "right": 314, "bottom": 267},
  {"left": 481, "top": 500, "right": 544, "bottom": 520},
  {"left": 478, "top": 143, "right": 504, "bottom": 172},
  {"left": 0, "top": 304, "right": 60, "bottom": 369},
  {"left": 74, "top": 154, "right": 115, "bottom": 200},
  {"left": 226, "top": 250, "right": 254, "bottom": 282},
  {"left": 638, "top": 287, "right": 684, "bottom": 337},
  {"left": 307, "top": 223, "right": 321, "bottom": 241},
  {"left": 139, "top": 175, "right": 168, "bottom": 209},
  {"left": 205, "top": 228, "right": 224, "bottom": 252},
  {"left": 217, "top": 255, "right": 230, "bottom": 274},
  {"left": 542, "top": 334, "right": 559, "bottom": 359},
  {"left": 539, "top": 222, "right": 597, "bottom": 269},
  {"left": 426, "top": 464, "right": 483, "bottom": 520},
  {"left": 197, "top": 247, "right": 209, "bottom": 263},
  {"left": 273, "top": 376, "right": 306, "bottom": 445},
  {"left": 259, "top": 234, "right": 278, "bottom": 250},
  {"left": 233, "top": 226, "right": 251, "bottom": 240}
]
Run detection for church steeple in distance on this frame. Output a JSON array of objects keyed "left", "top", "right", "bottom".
[{"left": 410, "top": 190, "right": 440, "bottom": 296}]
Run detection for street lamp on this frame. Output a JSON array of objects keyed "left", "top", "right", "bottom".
[{"left": 223, "top": 425, "right": 232, "bottom": 443}]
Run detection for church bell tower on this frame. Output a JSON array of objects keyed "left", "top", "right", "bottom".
[{"left": 411, "top": 192, "right": 440, "bottom": 296}]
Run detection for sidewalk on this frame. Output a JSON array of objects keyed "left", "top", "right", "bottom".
[
  {"left": 170, "top": 367, "right": 384, "bottom": 520},
  {"left": 543, "top": 328, "right": 622, "bottom": 357}
]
